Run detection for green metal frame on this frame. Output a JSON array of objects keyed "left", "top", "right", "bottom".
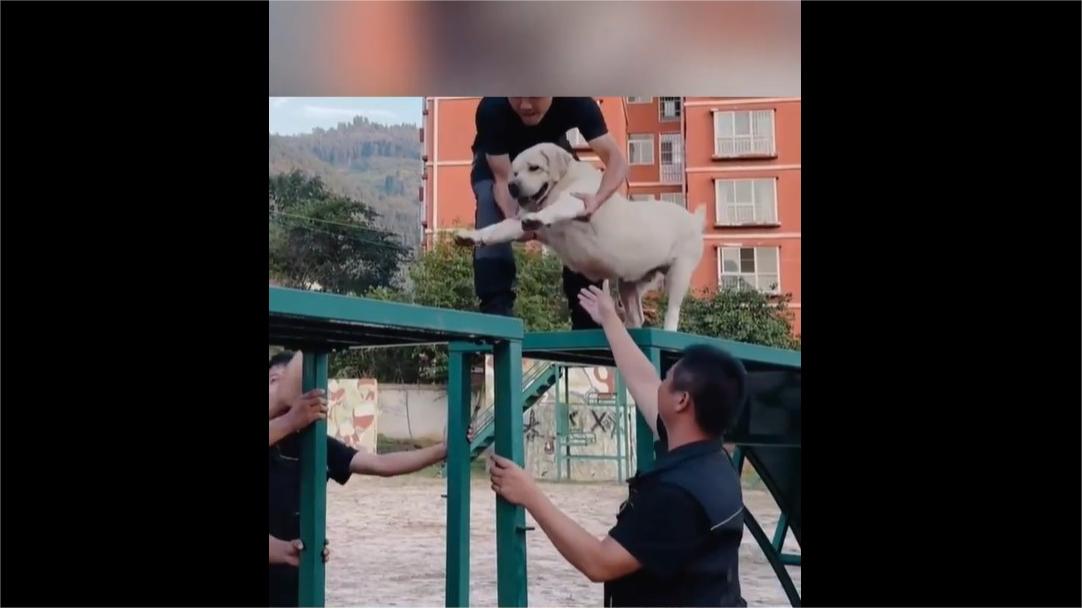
[
  {"left": 298, "top": 351, "right": 329, "bottom": 607},
  {"left": 554, "top": 368, "right": 632, "bottom": 482},
  {"left": 730, "top": 447, "right": 802, "bottom": 605},
  {"left": 468, "top": 361, "right": 559, "bottom": 459},
  {"left": 269, "top": 288, "right": 526, "bottom": 608},
  {"left": 526, "top": 330, "right": 801, "bottom": 604},
  {"left": 270, "top": 287, "right": 800, "bottom": 608}
]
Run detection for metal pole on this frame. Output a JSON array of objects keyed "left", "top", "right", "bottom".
[
  {"left": 493, "top": 340, "right": 527, "bottom": 607},
  {"left": 445, "top": 345, "right": 472, "bottom": 607},
  {"left": 298, "top": 351, "right": 328, "bottom": 607}
]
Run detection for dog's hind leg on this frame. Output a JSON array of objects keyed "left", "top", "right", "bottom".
[
  {"left": 618, "top": 280, "right": 644, "bottom": 328},
  {"left": 661, "top": 259, "right": 696, "bottom": 331}
]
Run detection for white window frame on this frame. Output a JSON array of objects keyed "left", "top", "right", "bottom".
[
  {"left": 626, "top": 96, "right": 652, "bottom": 103},
  {"left": 712, "top": 109, "right": 777, "bottom": 158},
  {"left": 659, "top": 193, "right": 685, "bottom": 207},
  {"left": 628, "top": 134, "right": 655, "bottom": 165},
  {"left": 659, "top": 96, "right": 682, "bottom": 122},
  {"left": 715, "top": 246, "right": 781, "bottom": 294},
  {"left": 659, "top": 133, "right": 684, "bottom": 184},
  {"left": 714, "top": 177, "right": 778, "bottom": 226}
]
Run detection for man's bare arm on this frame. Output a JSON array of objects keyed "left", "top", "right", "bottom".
[
  {"left": 588, "top": 133, "right": 629, "bottom": 209},
  {"left": 349, "top": 444, "right": 447, "bottom": 476},
  {"left": 486, "top": 153, "right": 519, "bottom": 220}
]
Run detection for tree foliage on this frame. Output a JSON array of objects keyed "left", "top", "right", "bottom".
[
  {"left": 645, "top": 287, "right": 800, "bottom": 350},
  {"left": 330, "top": 236, "right": 569, "bottom": 383},
  {"left": 269, "top": 171, "right": 408, "bottom": 295}
]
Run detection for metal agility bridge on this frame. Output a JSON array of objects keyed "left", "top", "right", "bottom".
[{"left": 269, "top": 286, "right": 801, "bottom": 607}]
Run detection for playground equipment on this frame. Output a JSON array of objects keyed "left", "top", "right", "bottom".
[
  {"left": 269, "top": 286, "right": 801, "bottom": 607},
  {"left": 468, "top": 360, "right": 559, "bottom": 460},
  {"left": 553, "top": 367, "right": 633, "bottom": 482}
]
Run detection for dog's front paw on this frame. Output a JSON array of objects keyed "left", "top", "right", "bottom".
[
  {"left": 521, "top": 213, "right": 547, "bottom": 231},
  {"left": 453, "top": 229, "right": 482, "bottom": 247}
]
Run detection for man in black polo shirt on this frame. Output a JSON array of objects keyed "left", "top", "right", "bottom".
[
  {"left": 267, "top": 351, "right": 464, "bottom": 607},
  {"left": 488, "top": 282, "right": 748, "bottom": 606},
  {"left": 468, "top": 97, "right": 629, "bottom": 329}
]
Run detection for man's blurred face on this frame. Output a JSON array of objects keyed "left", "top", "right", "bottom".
[{"left": 508, "top": 97, "right": 553, "bottom": 126}]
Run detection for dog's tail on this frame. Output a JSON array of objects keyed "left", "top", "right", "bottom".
[{"left": 692, "top": 205, "right": 707, "bottom": 233}]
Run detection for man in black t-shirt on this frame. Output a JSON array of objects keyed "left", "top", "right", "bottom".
[
  {"left": 267, "top": 351, "right": 465, "bottom": 607},
  {"left": 488, "top": 283, "right": 748, "bottom": 606},
  {"left": 468, "top": 97, "right": 629, "bottom": 328}
]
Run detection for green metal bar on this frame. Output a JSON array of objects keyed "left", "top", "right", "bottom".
[
  {"left": 445, "top": 346, "right": 472, "bottom": 607},
  {"left": 270, "top": 287, "right": 523, "bottom": 342},
  {"left": 563, "top": 367, "right": 571, "bottom": 479},
  {"left": 730, "top": 446, "right": 746, "bottom": 474},
  {"left": 633, "top": 328, "right": 801, "bottom": 370},
  {"left": 298, "top": 351, "right": 328, "bottom": 607},
  {"left": 522, "top": 329, "right": 801, "bottom": 370},
  {"left": 554, "top": 365, "right": 566, "bottom": 482},
  {"left": 772, "top": 513, "right": 790, "bottom": 552},
  {"left": 615, "top": 371, "right": 627, "bottom": 482},
  {"left": 493, "top": 340, "right": 527, "bottom": 607},
  {"left": 744, "top": 508, "right": 801, "bottom": 606},
  {"left": 636, "top": 347, "right": 661, "bottom": 475},
  {"left": 781, "top": 553, "right": 801, "bottom": 566}
]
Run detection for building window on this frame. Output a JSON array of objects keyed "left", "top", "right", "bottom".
[
  {"left": 659, "top": 193, "right": 685, "bottom": 207},
  {"left": 717, "top": 247, "right": 780, "bottom": 294},
  {"left": 627, "top": 96, "right": 652, "bottom": 103},
  {"left": 659, "top": 97, "right": 682, "bottom": 122},
  {"left": 659, "top": 133, "right": 684, "bottom": 184},
  {"left": 566, "top": 128, "right": 588, "bottom": 148},
  {"left": 628, "top": 134, "right": 654, "bottom": 165},
  {"left": 715, "top": 178, "right": 778, "bottom": 226},
  {"left": 713, "top": 109, "right": 776, "bottom": 158},
  {"left": 630, "top": 194, "right": 656, "bottom": 202}
]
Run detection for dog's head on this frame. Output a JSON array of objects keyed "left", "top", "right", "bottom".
[{"left": 508, "top": 143, "right": 573, "bottom": 212}]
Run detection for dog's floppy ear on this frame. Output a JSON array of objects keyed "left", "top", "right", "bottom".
[{"left": 547, "top": 145, "right": 572, "bottom": 179}]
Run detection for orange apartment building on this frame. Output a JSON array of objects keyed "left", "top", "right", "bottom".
[{"left": 420, "top": 97, "right": 801, "bottom": 334}]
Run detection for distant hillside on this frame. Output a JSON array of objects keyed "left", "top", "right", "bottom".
[{"left": 269, "top": 116, "right": 423, "bottom": 252}]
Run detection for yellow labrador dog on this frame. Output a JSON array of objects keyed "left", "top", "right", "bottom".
[{"left": 455, "top": 142, "right": 705, "bottom": 331}]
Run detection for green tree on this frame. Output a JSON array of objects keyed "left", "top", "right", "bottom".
[
  {"left": 330, "top": 235, "right": 569, "bottom": 382},
  {"left": 647, "top": 287, "right": 799, "bottom": 350},
  {"left": 269, "top": 171, "right": 407, "bottom": 294}
]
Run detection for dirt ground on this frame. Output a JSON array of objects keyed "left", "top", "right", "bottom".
[{"left": 325, "top": 473, "right": 800, "bottom": 607}]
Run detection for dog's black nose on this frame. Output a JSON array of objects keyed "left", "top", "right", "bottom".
[{"left": 507, "top": 182, "right": 520, "bottom": 198}]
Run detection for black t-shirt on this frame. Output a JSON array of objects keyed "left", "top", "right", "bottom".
[
  {"left": 604, "top": 419, "right": 743, "bottom": 607},
  {"left": 469, "top": 97, "right": 609, "bottom": 184},
  {"left": 268, "top": 435, "right": 357, "bottom": 607}
]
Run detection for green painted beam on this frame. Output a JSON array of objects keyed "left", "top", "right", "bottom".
[
  {"left": 615, "top": 371, "right": 627, "bottom": 482},
  {"left": 730, "top": 446, "right": 746, "bottom": 473},
  {"left": 523, "top": 329, "right": 801, "bottom": 371},
  {"left": 636, "top": 347, "right": 661, "bottom": 474},
  {"left": 270, "top": 287, "right": 524, "bottom": 346},
  {"left": 772, "top": 513, "right": 790, "bottom": 552},
  {"left": 744, "top": 508, "right": 801, "bottom": 606},
  {"left": 298, "top": 352, "right": 328, "bottom": 607},
  {"left": 493, "top": 340, "right": 528, "bottom": 607},
  {"left": 445, "top": 346, "right": 472, "bottom": 607},
  {"left": 632, "top": 328, "right": 801, "bottom": 370}
]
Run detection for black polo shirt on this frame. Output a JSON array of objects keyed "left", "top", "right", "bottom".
[
  {"left": 604, "top": 419, "right": 744, "bottom": 607},
  {"left": 268, "top": 434, "right": 357, "bottom": 607},
  {"left": 470, "top": 97, "right": 609, "bottom": 184}
]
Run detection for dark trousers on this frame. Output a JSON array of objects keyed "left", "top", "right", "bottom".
[{"left": 472, "top": 179, "right": 601, "bottom": 330}]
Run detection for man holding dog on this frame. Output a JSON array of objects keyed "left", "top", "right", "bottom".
[{"left": 468, "top": 97, "right": 628, "bottom": 329}]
